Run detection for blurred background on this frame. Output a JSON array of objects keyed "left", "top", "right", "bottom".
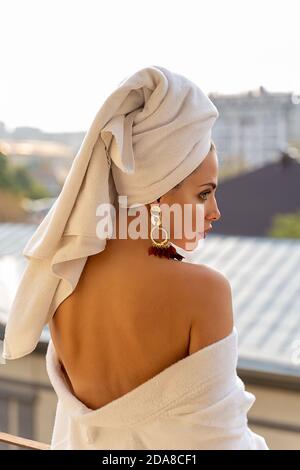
[{"left": 0, "top": 0, "right": 299, "bottom": 450}]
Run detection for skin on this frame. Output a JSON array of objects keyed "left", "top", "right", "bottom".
[{"left": 49, "top": 145, "right": 230, "bottom": 410}]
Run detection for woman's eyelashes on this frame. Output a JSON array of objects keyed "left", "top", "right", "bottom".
[{"left": 198, "top": 190, "right": 211, "bottom": 201}]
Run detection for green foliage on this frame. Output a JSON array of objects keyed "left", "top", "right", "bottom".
[
  {"left": 267, "top": 212, "right": 300, "bottom": 239},
  {"left": 0, "top": 152, "right": 50, "bottom": 199}
]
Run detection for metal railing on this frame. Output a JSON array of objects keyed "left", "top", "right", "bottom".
[{"left": 0, "top": 432, "right": 50, "bottom": 450}]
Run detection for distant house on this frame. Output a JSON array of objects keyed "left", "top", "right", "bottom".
[
  {"left": 214, "top": 152, "right": 300, "bottom": 237},
  {"left": 210, "top": 86, "right": 300, "bottom": 168},
  {"left": 0, "top": 223, "right": 300, "bottom": 449}
]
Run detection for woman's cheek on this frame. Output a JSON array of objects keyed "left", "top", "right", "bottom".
[{"left": 195, "top": 203, "right": 205, "bottom": 234}]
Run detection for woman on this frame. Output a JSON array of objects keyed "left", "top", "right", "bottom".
[
  {"left": 48, "top": 140, "right": 227, "bottom": 409},
  {"left": 1, "top": 65, "right": 268, "bottom": 450}
]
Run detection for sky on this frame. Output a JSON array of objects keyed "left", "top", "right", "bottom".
[{"left": 1, "top": 0, "right": 300, "bottom": 133}]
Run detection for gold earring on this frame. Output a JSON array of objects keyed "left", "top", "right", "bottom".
[
  {"left": 148, "top": 204, "right": 184, "bottom": 261},
  {"left": 150, "top": 204, "right": 170, "bottom": 248}
]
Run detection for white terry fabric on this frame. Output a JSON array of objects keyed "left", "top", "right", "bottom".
[
  {"left": 45, "top": 326, "right": 269, "bottom": 450},
  {"left": 1, "top": 65, "right": 219, "bottom": 362}
]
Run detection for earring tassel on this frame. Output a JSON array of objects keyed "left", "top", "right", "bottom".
[{"left": 148, "top": 244, "right": 184, "bottom": 261}]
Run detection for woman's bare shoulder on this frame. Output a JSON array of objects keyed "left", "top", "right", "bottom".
[
  {"left": 168, "top": 259, "right": 231, "bottom": 291},
  {"left": 169, "top": 261, "right": 234, "bottom": 353}
]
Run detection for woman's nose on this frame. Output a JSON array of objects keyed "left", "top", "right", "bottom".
[{"left": 207, "top": 202, "right": 221, "bottom": 222}]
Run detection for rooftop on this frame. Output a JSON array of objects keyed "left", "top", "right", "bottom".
[{"left": 214, "top": 154, "right": 300, "bottom": 237}]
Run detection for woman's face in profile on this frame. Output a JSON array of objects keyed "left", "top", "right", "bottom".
[{"left": 157, "top": 147, "right": 221, "bottom": 251}]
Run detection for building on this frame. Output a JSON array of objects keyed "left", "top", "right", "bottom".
[{"left": 210, "top": 86, "right": 300, "bottom": 169}]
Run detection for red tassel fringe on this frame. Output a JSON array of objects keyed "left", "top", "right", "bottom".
[{"left": 148, "top": 244, "right": 184, "bottom": 261}]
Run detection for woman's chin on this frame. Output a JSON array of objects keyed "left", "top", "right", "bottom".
[
  {"left": 171, "top": 233, "right": 205, "bottom": 252},
  {"left": 184, "top": 234, "right": 206, "bottom": 251},
  {"left": 183, "top": 238, "right": 200, "bottom": 251}
]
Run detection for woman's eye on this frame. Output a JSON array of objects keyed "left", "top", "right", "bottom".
[{"left": 198, "top": 191, "right": 211, "bottom": 201}]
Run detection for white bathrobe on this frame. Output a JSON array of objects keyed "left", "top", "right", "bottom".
[{"left": 45, "top": 326, "right": 269, "bottom": 450}]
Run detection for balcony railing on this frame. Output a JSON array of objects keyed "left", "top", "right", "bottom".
[{"left": 0, "top": 432, "right": 50, "bottom": 450}]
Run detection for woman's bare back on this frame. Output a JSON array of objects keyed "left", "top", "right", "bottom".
[{"left": 48, "top": 241, "right": 195, "bottom": 410}]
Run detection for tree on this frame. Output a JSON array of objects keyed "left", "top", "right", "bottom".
[
  {"left": 267, "top": 212, "right": 300, "bottom": 239},
  {"left": 0, "top": 151, "right": 50, "bottom": 199}
]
